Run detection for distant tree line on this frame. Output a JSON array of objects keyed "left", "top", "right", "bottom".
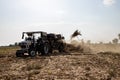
[
  {"left": 81, "top": 33, "right": 120, "bottom": 45},
  {"left": 112, "top": 33, "right": 120, "bottom": 44},
  {"left": 9, "top": 42, "right": 19, "bottom": 47}
]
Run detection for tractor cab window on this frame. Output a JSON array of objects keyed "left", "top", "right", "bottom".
[
  {"left": 25, "top": 36, "right": 32, "bottom": 41},
  {"left": 34, "top": 34, "right": 41, "bottom": 39}
]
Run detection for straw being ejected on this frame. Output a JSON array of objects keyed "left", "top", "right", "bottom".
[{"left": 71, "top": 30, "right": 82, "bottom": 40}]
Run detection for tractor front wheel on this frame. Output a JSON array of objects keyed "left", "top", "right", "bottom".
[{"left": 29, "top": 50, "right": 37, "bottom": 57}]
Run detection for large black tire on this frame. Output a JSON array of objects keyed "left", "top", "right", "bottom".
[
  {"left": 49, "top": 48, "right": 53, "bottom": 54},
  {"left": 29, "top": 50, "right": 37, "bottom": 57},
  {"left": 41, "top": 43, "right": 50, "bottom": 55},
  {"left": 58, "top": 44, "right": 65, "bottom": 52},
  {"left": 16, "top": 50, "right": 24, "bottom": 57}
]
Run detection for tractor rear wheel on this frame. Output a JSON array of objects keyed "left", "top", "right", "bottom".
[
  {"left": 58, "top": 44, "right": 65, "bottom": 52},
  {"left": 41, "top": 43, "right": 50, "bottom": 55}
]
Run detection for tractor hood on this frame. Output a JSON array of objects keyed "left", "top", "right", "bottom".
[{"left": 19, "top": 41, "right": 32, "bottom": 48}]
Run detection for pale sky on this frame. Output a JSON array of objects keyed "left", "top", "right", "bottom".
[{"left": 0, "top": 0, "right": 120, "bottom": 45}]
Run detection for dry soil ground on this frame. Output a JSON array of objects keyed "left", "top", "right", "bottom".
[{"left": 0, "top": 44, "right": 120, "bottom": 80}]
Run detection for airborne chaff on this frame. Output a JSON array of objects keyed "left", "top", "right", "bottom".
[{"left": 71, "top": 30, "right": 81, "bottom": 39}]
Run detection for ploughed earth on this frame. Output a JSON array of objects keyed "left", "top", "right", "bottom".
[{"left": 0, "top": 43, "right": 120, "bottom": 80}]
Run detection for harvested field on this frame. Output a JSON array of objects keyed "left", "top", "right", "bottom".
[{"left": 0, "top": 45, "right": 120, "bottom": 80}]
